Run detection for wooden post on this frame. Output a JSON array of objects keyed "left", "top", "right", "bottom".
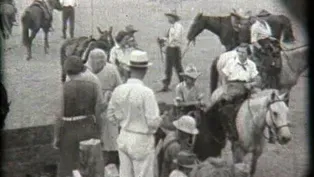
[{"left": 79, "top": 139, "right": 104, "bottom": 177}]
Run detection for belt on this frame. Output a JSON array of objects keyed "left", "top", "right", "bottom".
[
  {"left": 121, "top": 128, "right": 155, "bottom": 135},
  {"left": 228, "top": 80, "right": 247, "bottom": 83},
  {"left": 62, "top": 115, "right": 92, "bottom": 121}
]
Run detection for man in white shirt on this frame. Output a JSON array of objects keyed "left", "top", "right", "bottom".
[
  {"left": 158, "top": 9, "right": 184, "bottom": 92},
  {"left": 60, "top": 0, "right": 77, "bottom": 39},
  {"left": 213, "top": 43, "right": 262, "bottom": 141},
  {"left": 107, "top": 50, "right": 164, "bottom": 177}
]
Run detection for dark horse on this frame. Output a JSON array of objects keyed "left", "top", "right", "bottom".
[
  {"left": 187, "top": 10, "right": 295, "bottom": 52},
  {"left": 22, "top": 0, "right": 62, "bottom": 60},
  {"left": 60, "top": 26, "right": 115, "bottom": 82},
  {"left": 0, "top": 2, "right": 16, "bottom": 39}
]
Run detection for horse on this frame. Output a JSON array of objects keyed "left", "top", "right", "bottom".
[
  {"left": 210, "top": 43, "right": 308, "bottom": 105},
  {"left": 186, "top": 10, "right": 295, "bottom": 51},
  {"left": 60, "top": 26, "right": 115, "bottom": 82},
  {"left": 202, "top": 89, "right": 291, "bottom": 176},
  {"left": 21, "top": 0, "right": 62, "bottom": 60},
  {"left": 230, "top": 89, "right": 291, "bottom": 176},
  {"left": 0, "top": 2, "right": 17, "bottom": 39}
]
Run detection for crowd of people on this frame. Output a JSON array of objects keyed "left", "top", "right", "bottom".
[{"left": 49, "top": 6, "right": 280, "bottom": 177}]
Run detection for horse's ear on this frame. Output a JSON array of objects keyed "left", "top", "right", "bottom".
[
  {"left": 279, "top": 92, "right": 289, "bottom": 102},
  {"left": 270, "top": 91, "right": 276, "bottom": 101},
  {"left": 97, "top": 27, "right": 104, "bottom": 34},
  {"left": 196, "top": 13, "right": 203, "bottom": 20}
]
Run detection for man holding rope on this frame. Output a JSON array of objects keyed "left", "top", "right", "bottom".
[{"left": 157, "top": 9, "right": 184, "bottom": 92}]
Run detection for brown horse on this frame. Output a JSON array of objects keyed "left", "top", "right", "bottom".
[
  {"left": 21, "top": 0, "right": 62, "bottom": 60},
  {"left": 60, "top": 26, "right": 114, "bottom": 82},
  {"left": 187, "top": 10, "right": 295, "bottom": 51},
  {"left": 0, "top": 2, "right": 16, "bottom": 39}
]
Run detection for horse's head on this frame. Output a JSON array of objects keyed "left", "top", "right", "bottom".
[
  {"left": 47, "top": 0, "right": 63, "bottom": 11},
  {"left": 265, "top": 91, "right": 291, "bottom": 145},
  {"left": 187, "top": 13, "right": 206, "bottom": 44},
  {"left": 230, "top": 9, "right": 253, "bottom": 32},
  {"left": 97, "top": 26, "right": 114, "bottom": 48}
]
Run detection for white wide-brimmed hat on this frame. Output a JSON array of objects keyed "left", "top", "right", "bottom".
[
  {"left": 173, "top": 115, "right": 199, "bottom": 135},
  {"left": 165, "top": 9, "right": 181, "bottom": 21},
  {"left": 179, "top": 64, "right": 201, "bottom": 79},
  {"left": 231, "top": 8, "right": 251, "bottom": 19},
  {"left": 127, "top": 50, "right": 152, "bottom": 68}
]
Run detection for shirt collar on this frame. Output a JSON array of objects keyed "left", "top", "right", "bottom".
[
  {"left": 126, "top": 78, "right": 144, "bottom": 85},
  {"left": 235, "top": 55, "right": 248, "bottom": 65}
]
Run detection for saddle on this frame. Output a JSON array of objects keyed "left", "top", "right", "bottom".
[
  {"left": 67, "top": 36, "right": 97, "bottom": 60},
  {"left": 31, "top": 0, "right": 52, "bottom": 23}
]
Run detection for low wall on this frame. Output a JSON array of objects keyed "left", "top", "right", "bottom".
[{"left": 1, "top": 125, "right": 59, "bottom": 176}]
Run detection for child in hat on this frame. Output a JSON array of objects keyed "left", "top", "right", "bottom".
[{"left": 174, "top": 64, "right": 205, "bottom": 115}]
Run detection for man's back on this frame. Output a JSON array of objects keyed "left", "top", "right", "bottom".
[
  {"left": 108, "top": 78, "right": 160, "bottom": 134},
  {"left": 63, "top": 80, "right": 97, "bottom": 117}
]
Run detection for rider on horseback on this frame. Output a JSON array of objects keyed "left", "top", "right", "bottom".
[
  {"left": 174, "top": 64, "right": 205, "bottom": 118},
  {"left": 212, "top": 43, "right": 263, "bottom": 141}
]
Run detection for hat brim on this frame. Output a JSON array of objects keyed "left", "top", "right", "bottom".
[
  {"left": 173, "top": 159, "right": 197, "bottom": 169},
  {"left": 127, "top": 62, "right": 153, "bottom": 68},
  {"left": 165, "top": 13, "right": 181, "bottom": 20},
  {"left": 173, "top": 121, "right": 199, "bottom": 135},
  {"left": 179, "top": 72, "right": 201, "bottom": 79}
]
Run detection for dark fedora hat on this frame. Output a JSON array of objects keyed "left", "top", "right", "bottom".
[
  {"left": 165, "top": 9, "right": 181, "bottom": 21},
  {"left": 125, "top": 25, "right": 138, "bottom": 34},
  {"left": 115, "top": 30, "right": 129, "bottom": 44},
  {"left": 64, "top": 56, "right": 86, "bottom": 75}
]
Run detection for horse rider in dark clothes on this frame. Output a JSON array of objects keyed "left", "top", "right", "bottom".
[{"left": 157, "top": 9, "right": 184, "bottom": 92}]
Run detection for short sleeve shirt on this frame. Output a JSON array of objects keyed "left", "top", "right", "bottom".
[{"left": 175, "top": 82, "right": 203, "bottom": 103}]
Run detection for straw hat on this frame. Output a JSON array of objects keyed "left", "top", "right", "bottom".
[
  {"left": 173, "top": 115, "right": 199, "bottom": 135},
  {"left": 180, "top": 64, "right": 201, "bottom": 79},
  {"left": 127, "top": 50, "right": 152, "bottom": 68},
  {"left": 64, "top": 56, "right": 86, "bottom": 75},
  {"left": 165, "top": 9, "right": 181, "bottom": 21},
  {"left": 230, "top": 8, "right": 251, "bottom": 19},
  {"left": 173, "top": 151, "right": 198, "bottom": 169}
]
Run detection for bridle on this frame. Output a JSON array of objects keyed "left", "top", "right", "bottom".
[{"left": 247, "top": 97, "right": 290, "bottom": 140}]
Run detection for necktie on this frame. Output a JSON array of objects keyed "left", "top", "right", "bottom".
[{"left": 238, "top": 63, "right": 247, "bottom": 71}]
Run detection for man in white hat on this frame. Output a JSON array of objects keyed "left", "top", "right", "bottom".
[
  {"left": 159, "top": 115, "right": 199, "bottom": 177},
  {"left": 157, "top": 9, "right": 184, "bottom": 92},
  {"left": 175, "top": 64, "right": 205, "bottom": 116},
  {"left": 107, "top": 50, "right": 165, "bottom": 177}
]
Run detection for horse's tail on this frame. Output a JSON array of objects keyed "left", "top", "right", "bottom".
[
  {"left": 280, "top": 15, "right": 296, "bottom": 43},
  {"left": 210, "top": 56, "right": 219, "bottom": 94},
  {"left": 21, "top": 11, "right": 30, "bottom": 47}
]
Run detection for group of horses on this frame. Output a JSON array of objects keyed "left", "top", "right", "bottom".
[{"left": 2, "top": 1, "right": 309, "bottom": 176}]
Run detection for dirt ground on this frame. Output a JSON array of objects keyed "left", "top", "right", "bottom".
[{"left": 2, "top": 0, "right": 309, "bottom": 176}]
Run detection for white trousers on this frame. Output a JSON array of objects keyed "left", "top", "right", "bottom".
[
  {"left": 118, "top": 149, "right": 155, "bottom": 177},
  {"left": 117, "top": 130, "right": 156, "bottom": 177}
]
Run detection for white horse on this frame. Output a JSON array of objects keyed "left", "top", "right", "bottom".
[
  {"left": 225, "top": 89, "right": 291, "bottom": 177},
  {"left": 210, "top": 44, "right": 308, "bottom": 105}
]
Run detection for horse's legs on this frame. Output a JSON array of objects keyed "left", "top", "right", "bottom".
[
  {"left": 43, "top": 29, "right": 49, "bottom": 54},
  {"left": 250, "top": 149, "right": 262, "bottom": 177},
  {"left": 26, "top": 30, "right": 39, "bottom": 60},
  {"left": 231, "top": 142, "right": 246, "bottom": 177}
]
